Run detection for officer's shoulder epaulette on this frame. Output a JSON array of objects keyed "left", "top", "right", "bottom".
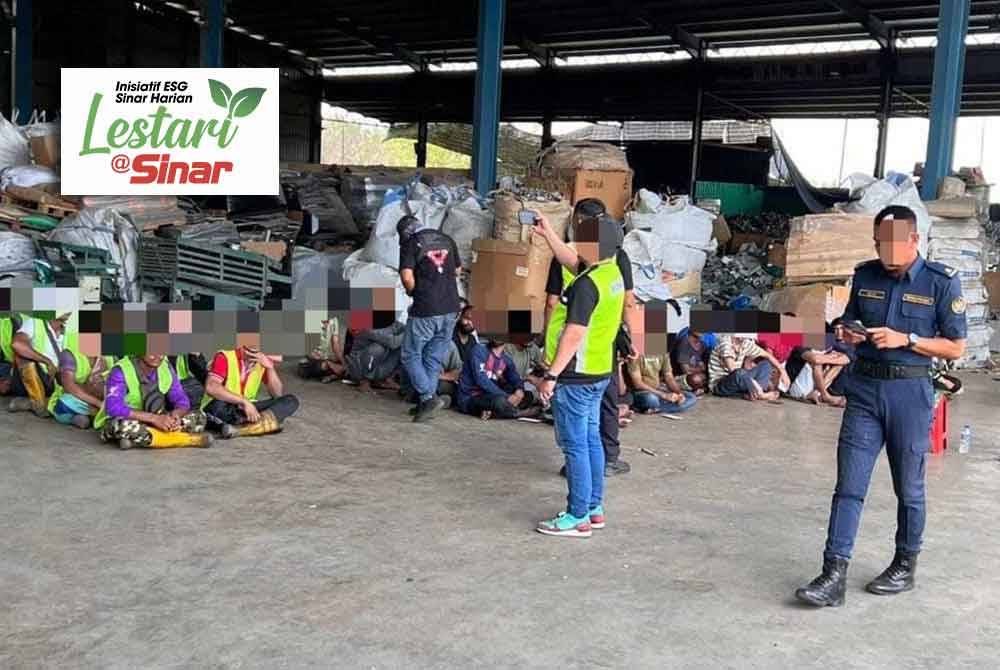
[{"left": 925, "top": 260, "right": 958, "bottom": 278}]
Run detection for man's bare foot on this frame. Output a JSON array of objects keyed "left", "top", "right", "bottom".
[
  {"left": 759, "top": 390, "right": 780, "bottom": 402},
  {"left": 357, "top": 380, "right": 372, "bottom": 393},
  {"left": 805, "top": 390, "right": 821, "bottom": 405},
  {"left": 481, "top": 410, "right": 492, "bottom": 421},
  {"left": 372, "top": 379, "right": 400, "bottom": 391},
  {"left": 824, "top": 395, "right": 846, "bottom": 408}
]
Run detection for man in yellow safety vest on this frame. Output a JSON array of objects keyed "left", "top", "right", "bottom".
[
  {"left": 94, "top": 354, "right": 212, "bottom": 450},
  {"left": 202, "top": 344, "right": 299, "bottom": 439},
  {"left": 8, "top": 312, "right": 71, "bottom": 417}
]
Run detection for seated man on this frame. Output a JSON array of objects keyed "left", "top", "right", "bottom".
[
  {"left": 456, "top": 340, "right": 539, "bottom": 420},
  {"left": 504, "top": 337, "right": 545, "bottom": 395},
  {"left": 169, "top": 352, "right": 208, "bottom": 408},
  {"left": 8, "top": 312, "right": 70, "bottom": 416},
  {"left": 453, "top": 305, "right": 480, "bottom": 364},
  {"left": 784, "top": 324, "right": 856, "bottom": 407},
  {"left": 49, "top": 346, "right": 114, "bottom": 429},
  {"left": 0, "top": 314, "right": 21, "bottom": 396},
  {"left": 94, "top": 354, "right": 212, "bottom": 449},
  {"left": 673, "top": 328, "right": 710, "bottom": 395},
  {"left": 344, "top": 321, "right": 405, "bottom": 391},
  {"left": 298, "top": 316, "right": 347, "bottom": 383},
  {"left": 626, "top": 351, "right": 698, "bottom": 415},
  {"left": 709, "top": 334, "right": 790, "bottom": 402},
  {"left": 203, "top": 345, "right": 299, "bottom": 439}
]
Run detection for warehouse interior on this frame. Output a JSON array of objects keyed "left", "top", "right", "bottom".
[{"left": 1, "top": 1, "right": 999, "bottom": 668}]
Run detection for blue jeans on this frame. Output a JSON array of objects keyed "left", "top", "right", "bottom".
[
  {"left": 553, "top": 378, "right": 610, "bottom": 519},
  {"left": 401, "top": 312, "right": 459, "bottom": 402},
  {"left": 713, "top": 360, "right": 773, "bottom": 397},
  {"left": 825, "top": 374, "right": 934, "bottom": 561},
  {"left": 52, "top": 393, "right": 92, "bottom": 425},
  {"left": 632, "top": 390, "right": 698, "bottom": 414}
]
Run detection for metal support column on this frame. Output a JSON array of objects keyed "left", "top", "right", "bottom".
[
  {"left": 874, "top": 32, "right": 895, "bottom": 179},
  {"left": 308, "top": 69, "right": 322, "bottom": 163},
  {"left": 920, "top": 0, "right": 971, "bottom": 200},
  {"left": 12, "top": 0, "right": 32, "bottom": 120},
  {"left": 688, "top": 45, "right": 706, "bottom": 198},
  {"left": 200, "top": 0, "right": 225, "bottom": 68},
  {"left": 415, "top": 118, "right": 429, "bottom": 168},
  {"left": 541, "top": 115, "right": 554, "bottom": 148},
  {"left": 471, "top": 0, "right": 506, "bottom": 194}
]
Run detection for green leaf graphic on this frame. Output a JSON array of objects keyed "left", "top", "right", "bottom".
[
  {"left": 208, "top": 79, "right": 232, "bottom": 109},
  {"left": 228, "top": 87, "right": 266, "bottom": 118}
]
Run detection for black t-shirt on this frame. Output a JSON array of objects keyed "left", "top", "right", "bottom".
[
  {"left": 399, "top": 229, "right": 462, "bottom": 318},
  {"left": 545, "top": 248, "right": 634, "bottom": 297}
]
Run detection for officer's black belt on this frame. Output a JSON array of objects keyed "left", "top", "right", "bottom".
[{"left": 855, "top": 359, "right": 930, "bottom": 380}]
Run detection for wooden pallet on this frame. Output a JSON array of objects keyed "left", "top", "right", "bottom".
[{"left": 0, "top": 194, "right": 77, "bottom": 219}]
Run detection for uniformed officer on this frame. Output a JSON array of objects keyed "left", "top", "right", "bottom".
[{"left": 796, "top": 205, "right": 967, "bottom": 607}]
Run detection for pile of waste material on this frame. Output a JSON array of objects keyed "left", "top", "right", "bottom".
[
  {"left": 700, "top": 242, "right": 777, "bottom": 308},
  {"left": 726, "top": 212, "right": 791, "bottom": 239},
  {"left": 282, "top": 171, "right": 358, "bottom": 239}
]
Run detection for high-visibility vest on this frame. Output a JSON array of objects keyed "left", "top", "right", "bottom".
[
  {"left": 47, "top": 349, "right": 115, "bottom": 415},
  {"left": 544, "top": 259, "right": 625, "bottom": 377},
  {"left": 200, "top": 350, "right": 264, "bottom": 409},
  {"left": 0, "top": 316, "right": 13, "bottom": 362},
  {"left": 93, "top": 357, "right": 174, "bottom": 429},
  {"left": 174, "top": 355, "right": 191, "bottom": 381}
]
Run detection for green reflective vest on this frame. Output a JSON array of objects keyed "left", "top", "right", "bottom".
[
  {"left": 47, "top": 349, "right": 115, "bottom": 415},
  {"left": 0, "top": 317, "right": 13, "bottom": 362},
  {"left": 93, "top": 357, "right": 174, "bottom": 429},
  {"left": 544, "top": 259, "right": 625, "bottom": 377},
  {"left": 174, "top": 355, "right": 191, "bottom": 381},
  {"left": 200, "top": 350, "right": 263, "bottom": 409}
]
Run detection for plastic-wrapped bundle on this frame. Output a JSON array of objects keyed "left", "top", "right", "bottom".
[
  {"left": 48, "top": 208, "right": 140, "bottom": 301},
  {"left": 360, "top": 180, "right": 452, "bottom": 270},
  {"left": 283, "top": 173, "right": 358, "bottom": 238},
  {"left": 178, "top": 220, "right": 241, "bottom": 247},
  {"left": 0, "top": 231, "right": 35, "bottom": 274},
  {"left": 492, "top": 191, "right": 570, "bottom": 244},
  {"left": 840, "top": 173, "right": 932, "bottom": 256},
  {"left": 341, "top": 172, "right": 411, "bottom": 235},
  {"left": 0, "top": 115, "right": 30, "bottom": 171},
  {"left": 441, "top": 188, "right": 493, "bottom": 269}
]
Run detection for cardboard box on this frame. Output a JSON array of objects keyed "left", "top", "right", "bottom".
[
  {"left": 241, "top": 241, "right": 287, "bottom": 263},
  {"left": 759, "top": 284, "right": 851, "bottom": 323},
  {"left": 984, "top": 271, "right": 1000, "bottom": 312},
  {"left": 469, "top": 239, "right": 549, "bottom": 315},
  {"left": 666, "top": 271, "right": 702, "bottom": 299},
  {"left": 526, "top": 169, "right": 633, "bottom": 220},
  {"left": 30, "top": 134, "right": 60, "bottom": 170},
  {"left": 784, "top": 213, "right": 876, "bottom": 285},
  {"left": 712, "top": 215, "right": 732, "bottom": 245},
  {"left": 767, "top": 242, "right": 786, "bottom": 268}
]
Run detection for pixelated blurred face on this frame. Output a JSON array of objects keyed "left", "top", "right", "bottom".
[
  {"left": 142, "top": 354, "right": 164, "bottom": 368},
  {"left": 237, "top": 333, "right": 261, "bottom": 353},
  {"left": 875, "top": 218, "right": 919, "bottom": 276},
  {"left": 573, "top": 215, "right": 621, "bottom": 263}
]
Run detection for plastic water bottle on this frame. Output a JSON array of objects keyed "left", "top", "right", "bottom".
[{"left": 959, "top": 425, "right": 972, "bottom": 454}]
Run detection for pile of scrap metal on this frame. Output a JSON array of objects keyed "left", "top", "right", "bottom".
[
  {"left": 701, "top": 242, "right": 777, "bottom": 309},
  {"left": 726, "top": 212, "right": 791, "bottom": 239}
]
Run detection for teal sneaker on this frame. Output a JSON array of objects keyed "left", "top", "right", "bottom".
[
  {"left": 536, "top": 512, "right": 592, "bottom": 538},
  {"left": 589, "top": 505, "right": 606, "bottom": 529}
]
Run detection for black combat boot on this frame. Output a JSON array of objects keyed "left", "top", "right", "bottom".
[
  {"left": 866, "top": 552, "right": 917, "bottom": 596},
  {"left": 795, "top": 558, "right": 849, "bottom": 607}
]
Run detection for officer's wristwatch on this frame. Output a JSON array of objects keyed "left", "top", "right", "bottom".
[
  {"left": 907, "top": 332, "right": 919, "bottom": 349},
  {"left": 543, "top": 372, "right": 558, "bottom": 382}
]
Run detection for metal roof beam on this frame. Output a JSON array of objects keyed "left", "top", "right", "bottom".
[
  {"left": 613, "top": 0, "right": 702, "bottom": 57},
  {"left": 518, "top": 36, "right": 552, "bottom": 66},
  {"left": 825, "top": 0, "right": 891, "bottom": 47}
]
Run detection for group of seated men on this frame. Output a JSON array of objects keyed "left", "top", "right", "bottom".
[{"left": 0, "top": 313, "right": 300, "bottom": 449}]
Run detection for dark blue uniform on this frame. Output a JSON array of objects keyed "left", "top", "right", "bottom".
[{"left": 824, "top": 255, "right": 967, "bottom": 562}]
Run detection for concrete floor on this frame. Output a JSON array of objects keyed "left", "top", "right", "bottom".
[{"left": 1, "top": 370, "right": 998, "bottom": 670}]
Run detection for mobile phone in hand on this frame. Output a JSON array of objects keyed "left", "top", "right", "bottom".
[
  {"left": 841, "top": 320, "right": 868, "bottom": 339},
  {"left": 518, "top": 209, "right": 539, "bottom": 226}
]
